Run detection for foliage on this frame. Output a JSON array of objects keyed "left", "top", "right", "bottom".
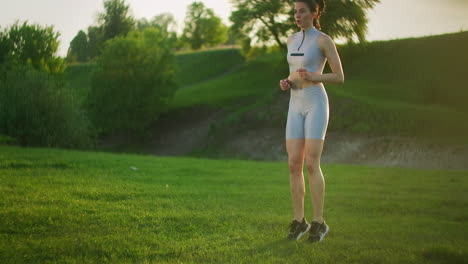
[
  {"left": 0, "top": 26, "right": 8, "bottom": 64},
  {"left": 181, "top": 2, "right": 228, "bottom": 50},
  {"left": 66, "top": 30, "right": 89, "bottom": 63},
  {"left": 0, "top": 63, "right": 95, "bottom": 148},
  {"left": 70, "top": 0, "right": 135, "bottom": 61},
  {"left": 98, "top": 0, "right": 135, "bottom": 41},
  {"left": 136, "top": 13, "right": 177, "bottom": 34},
  {"left": 87, "top": 27, "right": 177, "bottom": 135},
  {"left": 0, "top": 21, "right": 64, "bottom": 73},
  {"left": 229, "top": 0, "right": 380, "bottom": 51},
  {"left": 136, "top": 13, "right": 178, "bottom": 46},
  {"left": 86, "top": 26, "right": 105, "bottom": 60}
]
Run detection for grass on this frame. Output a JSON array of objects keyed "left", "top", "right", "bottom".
[
  {"left": 326, "top": 79, "right": 468, "bottom": 143},
  {"left": 1, "top": 145, "right": 467, "bottom": 263},
  {"left": 174, "top": 48, "right": 245, "bottom": 88},
  {"left": 334, "top": 32, "right": 468, "bottom": 112},
  {"left": 323, "top": 31, "right": 468, "bottom": 141},
  {"left": 168, "top": 53, "right": 284, "bottom": 110}
]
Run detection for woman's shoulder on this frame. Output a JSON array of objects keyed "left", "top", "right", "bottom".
[
  {"left": 316, "top": 31, "right": 334, "bottom": 46},
  {"left": 316, "top": 31, "right": 336, "bottom": 54}
]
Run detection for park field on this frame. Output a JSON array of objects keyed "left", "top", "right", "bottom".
[{"left": 1, "top": 145, "right": 467, "bottom": 263}]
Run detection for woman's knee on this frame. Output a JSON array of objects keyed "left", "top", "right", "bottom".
[
  {"left": 305, "top": 157, "right": 320, "bottom": 175},
  {"left": 305, "top": 139, "right": 324, "bottom": 172},
  {"left": 288, "top": 159, "right": 303, "bottom": 175}
]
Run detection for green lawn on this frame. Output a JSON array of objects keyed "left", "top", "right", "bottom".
[{"left": 1, "top": 145, "right": 467, "bottom": 263}]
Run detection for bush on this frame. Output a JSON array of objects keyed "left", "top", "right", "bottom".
[
  {"left": 0, "top": 21, "right": 65, "bottom": 73},
  {"left": 87, "top": 27, "right": 177, "bottom": 135},
  {"left": 0, "top": 63, "right": 96, "bottom": 148}
]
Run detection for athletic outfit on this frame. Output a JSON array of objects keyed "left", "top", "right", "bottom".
[
  {"left": 286, "top": 26, "right": 329, "bottom": 140},
  {"left": 284, "top": 27, "right": 331, "bottom": 243}
]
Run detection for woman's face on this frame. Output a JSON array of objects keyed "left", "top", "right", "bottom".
[{"left": 294, "top": 2, "right": 316, "bottom": 29}]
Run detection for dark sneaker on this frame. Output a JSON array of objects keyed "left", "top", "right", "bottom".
[
  {"left": 307, "top": 220, "right": 329, "bottom": 243},
  {"left": 287, "top": 218, "right": 311, "bottom": 241}
]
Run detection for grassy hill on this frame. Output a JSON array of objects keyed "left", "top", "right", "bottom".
[
  {"left": 325, "top": 31, "right": 468, "bottom": 141},
  {"left": 168, "top": 32, "right": 468, "bottom": 143},
  {"left": 336, "top": 32, "right": 467, "bottom": 111},
  {"left": 1, "top": 145, "right": 467, "bottom": 263},
  {"left": 169, "top": 51, "right": 282, "bottom": 110},
  {"left": 63, "top": 31, "right": 468, "bottom": 153},
  {"left": 174, "top": 48, "right": 245, "bottom": 88}
]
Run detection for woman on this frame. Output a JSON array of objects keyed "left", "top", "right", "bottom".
[{"left": 279, "top": 0, "right": 344, "bottom": 243}]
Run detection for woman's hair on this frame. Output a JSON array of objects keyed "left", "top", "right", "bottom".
[{"left": 295, "top": 0, "right": 326, "bottom": 30}]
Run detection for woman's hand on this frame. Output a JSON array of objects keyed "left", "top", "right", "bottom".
[
  {"left": 296, "top": 68, "right": 321, "bottom": 83},
  {"left": 279, "top": 78, "right": 293, "bottom": 90}
]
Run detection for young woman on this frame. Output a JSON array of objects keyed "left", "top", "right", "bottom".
[{"left": 279, "top": 0, "right": 344, "bottom": 243}]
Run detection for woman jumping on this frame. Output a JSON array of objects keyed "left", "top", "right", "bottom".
[{"left": 279, "top": 0, "right": 344, "bottom": 243}]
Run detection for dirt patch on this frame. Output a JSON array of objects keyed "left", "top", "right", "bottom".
[
  {"left": 138, "top": 111, "right": 468, "bottom": 170},
  {"left": 142, "top": 106, "right": 227, "bottom": 156},
  {"left": 323, "top": 133, "right": 468, "bottom": 170},
  {"left": 205, "top": 129, "right": 468, "bottom": 170}
]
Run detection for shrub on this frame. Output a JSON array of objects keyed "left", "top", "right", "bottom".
[
  {"left": 87, "top": 27, "right": 177, "bottom": 135},
  {"left": 0, "top": 21, "right": 65, "bottom": 73},
  {"left": 0, "top": 63, "right": 96, "bottom": 148}
]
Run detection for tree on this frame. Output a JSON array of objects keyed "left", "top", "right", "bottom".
[
  {"left": 136, "top": 13, "right": 178, "bottom": 44},
  {"left": 87, "top": 26, "right": 105, "bottom": 59},
  {"left": 98, "top": 0, "right": 135, "bottom": 41},
  {"left": 137, "top": 13, "right": 177, "bottom": 34},
  {"left": 181, "top": 2, "right": 228, "bottom": 50},
  {"left": 67, "top": 30, "right": 89, "bottom": 63},
  {"left": 0, "top": 26, "right": 9, "bottom": 65},
  {"left": 0, "top": 21, "right": 64, "bottom": 73},
  {"left": 80, "top": 0, "right": 135, "bottom": 60},
  {"left": 230, "top": 0, "right": 380, "bottom": 50}
]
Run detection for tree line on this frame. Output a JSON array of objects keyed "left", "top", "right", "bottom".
[
  {"left": 67, "top": 0, "right": 231, "bottom": 63},
  {"left": 67, "top": 0, "right": 379, "bottom": 63}
]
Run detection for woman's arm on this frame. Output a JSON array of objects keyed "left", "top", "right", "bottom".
[
  {"left": 280, "top": 36, "right": 294, "bottom": 90},
  {"left": 286, "top": 35, "right": 293, "bottom": 81},
  {"left": 298, "top": 34, "right": 344, "bottom": 84}
]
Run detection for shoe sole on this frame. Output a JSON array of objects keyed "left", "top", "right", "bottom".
[
  {"left": 296, "top": 224, "right": 311, "bottom": 241},
  {"left": 318, "top": 224, "right": 330, "bottom": 242}
]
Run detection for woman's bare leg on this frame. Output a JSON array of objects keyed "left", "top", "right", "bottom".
[
  {"left": 286, "top": 138, "right": 306, "bottom": 222},
  {"left": 305, "top": 139, "right": 325, "bottom": 223}
]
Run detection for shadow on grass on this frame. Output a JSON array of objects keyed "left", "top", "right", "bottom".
[
  {"left": 421, "top": 247, "right": 468, "bottom": 264},
  {"left": 247, "top": 236, "right": 322, "bottom": 257},
  {"left": 0, "top": 160, "right": 73, "bottom": 170}
]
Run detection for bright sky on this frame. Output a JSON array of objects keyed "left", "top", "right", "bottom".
[{"left": 1, "top": 0, "right": 467, "bottom": 57}]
